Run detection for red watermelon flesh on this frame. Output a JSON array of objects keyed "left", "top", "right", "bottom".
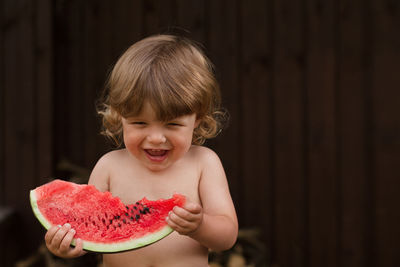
[{"left": 30, "top": 179, "right": 185, "bottom": 253}]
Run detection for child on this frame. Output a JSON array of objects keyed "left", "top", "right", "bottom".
[{"left": 44, "top": 34, "right": 238, "bottom": 267}]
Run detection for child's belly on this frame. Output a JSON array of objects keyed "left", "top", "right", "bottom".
[{"left": 102, "top": 231, "right": 209, "bottom": 267}]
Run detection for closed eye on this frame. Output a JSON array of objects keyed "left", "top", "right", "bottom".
[{"left": 167, "top": 122, "right": 182, "bottom": 127}]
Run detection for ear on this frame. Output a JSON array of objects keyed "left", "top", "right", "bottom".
[{"left": 194, "top": 118, "right": 201, "bottom": 128}]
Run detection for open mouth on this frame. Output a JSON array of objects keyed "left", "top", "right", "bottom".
[{"left": 144, "top": 149, "right": 168, "bottom": 162}]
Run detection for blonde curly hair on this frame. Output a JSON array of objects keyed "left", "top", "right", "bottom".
[{"left": 97, "top": 34, "right": 227, "bottom": 146}]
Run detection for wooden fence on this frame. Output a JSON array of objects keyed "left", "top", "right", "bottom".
[{"left": 1, "top": 0, "right": 399, "bottom": 266}]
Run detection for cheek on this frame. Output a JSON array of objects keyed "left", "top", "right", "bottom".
[
  {"left": 122, "top": 131, "right": 140, "bottom": 149},
  {"left": 173, "top": 132, "right": 194, "bottom": 151}
]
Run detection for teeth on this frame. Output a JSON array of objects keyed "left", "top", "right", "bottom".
[
  {"left": 146, "top": 149, "right": 167, "bottom": 156},
  {"left": 149, "top": 150, "right": 163, "bottom": 153}
]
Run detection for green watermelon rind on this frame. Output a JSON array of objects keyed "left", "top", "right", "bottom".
[
  {"left": 29, "top": 189, "right": 175, "bottom": 253},
  {"left": 30, "top": 190, "right": 52, "bottom": 229},
  {"left": 72, "top": 226, "right": 173, "bottom": 253}
]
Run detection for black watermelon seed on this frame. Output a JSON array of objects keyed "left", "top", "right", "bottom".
[
  {"left": 125, "top": 212, "right": 129, "bottom": 216},
  {"left": 126, "top": 206, "right": 129, "bottom": 210},
  {"left": 130, "top": 216, "right": 134, "bottom": 221},
  {"left": 135, "top": 214, "right": 140, "bottom": 220},
  {"left": 133, "top": 206, "right": 137, "bottom": 210},
  {"left": 136, "top": 202, "right": 140, "bottom": 205},
  {"left": 109, "top": 219, "right": 113, "bottom": 224},
  {"left": 118, "top": 223, "right": 121, "bottom": 227},
  {"left": 115, "top": 215, "right": 120, "bottom": 219}
]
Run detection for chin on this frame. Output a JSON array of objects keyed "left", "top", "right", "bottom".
[{"left": 145, "top": 162, "right": 171, "bottom": 172}]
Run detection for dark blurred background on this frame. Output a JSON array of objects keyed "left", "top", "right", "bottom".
[{"left": 1, "top": 0, "right": 400, "bottom": 266}]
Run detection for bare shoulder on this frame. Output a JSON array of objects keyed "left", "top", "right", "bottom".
[
  {"left": 97, "top": 149, "right": 128, "bottom": 164},
  {"left": 89, "top": 149, "right": 128, "bottom": 191},
  {"left": 188, "top": 145, "right": 224, "bottom": 178},
  {"left": 189, "top": 145, "right": 221, "bottom": 164}
]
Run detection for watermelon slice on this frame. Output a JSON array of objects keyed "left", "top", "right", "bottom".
[{"left": 30, "top": 179, "right": 185, "bottom": 253}]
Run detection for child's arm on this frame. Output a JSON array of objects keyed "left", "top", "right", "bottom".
[{"left": 167, "top": 147, "right": 238, "bottom": 251}]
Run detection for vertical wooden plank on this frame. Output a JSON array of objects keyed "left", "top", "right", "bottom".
[
  {"left": 83, "top": 0, "right": 113, "bottom": 170},
  {"left": 238, "top": 0, "right": 273, "bottom": 259},
  {"left": 142, "top": 0, "right": 160, "bottom": 35},
  {"left": 143, "top": 0, "right": 177, "bottom": 36},
  {"left": 175, "top": 0, "right": 206, "bottom": 42},
  {"left": 3, "top": 0, "right": 19, "bottom": 207},
  {"left": 0, "top": 0, "right": 4, "bottom": 205},
  {"left": 155, "top": 0, "right": 178, "bottom": 34},
  {"left": 53, "top": 0, "right": 68, "bottom": 170},
  {"left": 273, "top": 0, "right": 307, "bottom": 266},
  {"left": 67, "top": 0, "right": 85, "bottom": 167},
  {"left": 306, "top": 1, "right": 338, "bottom": 267},
  {"left": 82, "top": 0, "right": 97, "bottom": 171},
  {"left": 371, "top": 0, "right": 400, "bottom": 266},
  {"left": 35, "top": 0, "right": 53, "bottom": 183},
  {"left": 53, "top": 0, "right": 86, "bottom": 169},
  {"left": 110, "top": 0, "right": 143, "bottom": 54},
  {"left": 207, "top": 0, "right": 241, "bottom": 226},
  {"left": 337, "top": 1, "right": 370, "bottom": 266}
]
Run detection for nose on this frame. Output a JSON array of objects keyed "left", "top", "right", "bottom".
[{"left": 146, "top": 129, "right": 166, "bottom": 144}]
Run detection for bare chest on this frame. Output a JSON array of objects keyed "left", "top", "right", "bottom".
[
  {"left": 107, "top": 159, "right": 202, "bottom": 205},
  {"left": 102, "top": 232, "right": 209, "bottom": 267}
]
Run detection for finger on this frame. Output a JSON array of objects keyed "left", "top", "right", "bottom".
[
  {"left": 168, "top": 211, "right": 191, "bottom": 228},
  {"left": 183, "top": 202, "right": 202, "bottom": 214},
  {"left": 59, "top": 228, "right": 76, "bottom": 253},
  {"left": 167, "top": 215, "right": 196, "bottom": 235},
  {"left": 173, "top": 206, "right": 190, "bottom": 218},
  {"left": 173, "top": 206, "right": 200, "bottom": 222},
  {"left": 45, "top": 225, "right": 61, "bottom": 244},
  {"left": 166, "top": 216, "right": 182, "bottom": 232},
  {"left": 69, "top": 238, "right": 87, "bottom": 257},
  {"left": 51, "top": 223, "right": 71, "bottom": 247}
]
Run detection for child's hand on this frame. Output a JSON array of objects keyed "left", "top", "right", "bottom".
[
  {"left": 44, "top": 223, "right": 86, "bottom": 258},
  {"left": 166, "top": 201, "right": 203, "bottom": 235}
]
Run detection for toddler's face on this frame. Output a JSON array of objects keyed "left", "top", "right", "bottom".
[{"left": 121, "top": 102, "right": 199, "bottom": 172}]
